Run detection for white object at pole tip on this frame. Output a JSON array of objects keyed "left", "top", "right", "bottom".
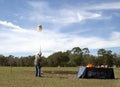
[{"left": 37, "top": 25, "right": 42, "bottom": 31}]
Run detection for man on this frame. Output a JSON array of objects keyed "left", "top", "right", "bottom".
[{"left": 34, "top": 52, "right": 42, "bottom": 77}]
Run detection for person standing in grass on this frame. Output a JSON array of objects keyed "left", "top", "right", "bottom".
[{"left": 34, "top": 52, "right": 42, "bottom": 77}]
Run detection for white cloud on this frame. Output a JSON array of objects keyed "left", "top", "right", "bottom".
[
  {"left": 85, "top": 2, "right": 120, "bottom": 10},
  {"left": 0, "top": 21, "right": 120, "bottom": 57},
  {"left": 26, "top": 1, "right": 102, "bottom": 26},
  {"left": 28, "top": 1, "right": 49, "bottom": 9},
  {"left": 27, "top": 0, "right": 120, "bottom": 25},
  {"left": 110, "top": 31, "right": 120, "bottom": 40},
  {"left": 0, "top": 20, "right": 21, "bottom": 29},
  {"left": 0, "top": 1, "right": 120, "bottom": 57}
]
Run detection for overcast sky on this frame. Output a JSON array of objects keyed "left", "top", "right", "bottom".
[{"left": 0, "top": 0, "right": 120, "bottom": 57}]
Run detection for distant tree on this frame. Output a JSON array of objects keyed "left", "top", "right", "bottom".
[
  {"left": 105, "top": 50, "right": 114, "bottom": 67},
  {"left": 97, "top": 49, "right": 106, "bottom": 56},
  {"left": 82, "top": 48, "right": 90, "bottom": 55},
  {"left": 19, "top": 55, "right": 35, "bottom": 66},
  {"left": 97, "top": 49, "right": 114, "bottom": 67},
  {"left": 68, "top": 47, "right": 90, "bottom": 66},
  {"left": 113, "top": 53, "right": 120, "bottom": 67},
  {"left": 71, "top": 47, "right": 82, "bottom": 54},
  {"left": 6, "top": 55, "right": 15, "bottom": 66},
  {"left": 66, "top": 50, "right": 71, "bottom": 55},
  {"left": 68, "top": 53, "right": 83, "bottom": 66},
  {"left": 41, "top": 57, "right": 48, "bottom": 66},
  {"left": 95, "top": 56, "right": 104, "bottom": 66},
  {"left": 47, "top": 51, "right": 69, "bottom": 67},
  {"left": 82, "top": 55, "right": 96, "bottom": 66},
  {"left": 0, "top": 55, "right": 6, "bottom": 66},
  {"left": 0, "top": 47, "right": 119, "bottom": 67}
]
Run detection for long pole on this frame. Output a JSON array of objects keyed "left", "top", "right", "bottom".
[
  {"left": 37, "top": 24, "right": 42, "bottom": 54},
  {"left": 10, "top": 56, "right": 15, "bottom": 87},
  {"left": 39, "top": 45, "right": 42, "bottom": 54}
]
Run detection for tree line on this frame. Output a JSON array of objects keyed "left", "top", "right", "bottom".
[{"left": 0, "top": 47, "right": 120, "bottom": 67}]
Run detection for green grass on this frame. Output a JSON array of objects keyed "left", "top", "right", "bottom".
[{"left": 0, "top": 67, "right": 120, "bottom": 87}]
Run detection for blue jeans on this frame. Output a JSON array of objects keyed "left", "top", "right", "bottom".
[{"left": 35, "top": 65, "right": 41, "bottom": 77}]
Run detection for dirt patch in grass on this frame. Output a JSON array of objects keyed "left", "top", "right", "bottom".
[
  {"left": 42, "top": 70, "right": 77, "bottom": 79},
  {"left": 43, "top": 70, "right": 77, "bottom": 74},
  {"left": 24, "top": 69, "right": 78, "bottom": 79},
  {"left": 25, "top": 70, "right": 77, "bottom": 75}
]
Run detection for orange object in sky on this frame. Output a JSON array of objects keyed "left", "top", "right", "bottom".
[
  {"left": 37, "top": 24, "right": 42, "bottom": 31},
  {"left": 87, "top": 64, "right": 93, "bottom": 68}
]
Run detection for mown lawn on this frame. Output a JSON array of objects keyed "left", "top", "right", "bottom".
[{"left": 0, "top": 67, "right": 120, "bottom": 87}]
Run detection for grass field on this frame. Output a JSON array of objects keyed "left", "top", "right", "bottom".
[{"left": 0, "top": 67, "right": 120, "bottom": 87}]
